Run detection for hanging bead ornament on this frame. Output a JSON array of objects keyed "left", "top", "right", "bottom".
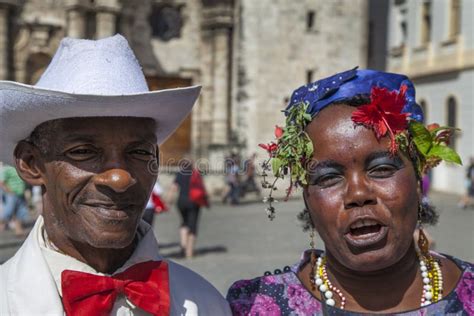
[
  {"left": 314, "top": 255, "right": 346, "bottom": 309},
  {"left": 313, "top": 252, "right": 443, "bottom": 310},
  {"left": 419, "top": 254, "right": 443, "bottom": 307}
]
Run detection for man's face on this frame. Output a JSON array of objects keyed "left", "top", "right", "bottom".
[{"left": 36, "top": 117, "right": 158, "bottom": 249}]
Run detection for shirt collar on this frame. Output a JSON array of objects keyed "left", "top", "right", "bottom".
[{"left": 37, "top": 215, "right": 163, "bottom": 296}]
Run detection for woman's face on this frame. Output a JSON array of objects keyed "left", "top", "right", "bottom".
[{"left": 304, "top": 104, "right": 420, "bottom": 272}]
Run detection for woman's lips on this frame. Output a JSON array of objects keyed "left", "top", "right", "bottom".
[{"left": 343, "top": 224, "right": 388, "bottom": 248}]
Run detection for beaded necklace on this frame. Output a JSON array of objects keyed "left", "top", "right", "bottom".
[{"left": 313, "top": 253, "right": 443, "bottom": 310}]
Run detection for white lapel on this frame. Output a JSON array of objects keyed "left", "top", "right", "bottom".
[{"left": 5, "top": 217, "right": 64, "bottom": 315}]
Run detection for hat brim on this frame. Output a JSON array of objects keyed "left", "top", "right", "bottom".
[{"left": 0, "top": 81, "right": 201, "bottom": 165}]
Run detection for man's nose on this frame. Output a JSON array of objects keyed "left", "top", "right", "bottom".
[{"left": 94, "top": 169, "right": 137, "bottom": 193}]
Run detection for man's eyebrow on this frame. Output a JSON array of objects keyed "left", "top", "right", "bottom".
[
  {"left": 61, "top": 134, "right": 157, "bottom": 144},
  {"left": 61, "top": 135, "right": 97, "bottom": 143}
]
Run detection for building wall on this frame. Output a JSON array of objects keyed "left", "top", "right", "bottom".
[
  {"left": 1, "top": 0, "right": 371, "bottom": 182},
  {"left": 387, "top": 0, "right": 474, "bottom": 194},
  {"left": 235, "top": 0, "right": 369, "bottom": 158},
  {"left": 150, "top": 0, "right": 202, "bottom": 75}
]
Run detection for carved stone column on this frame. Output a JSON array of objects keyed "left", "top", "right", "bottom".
[
  {"left": 95, "top": 0, "right": 120, "bottom": 39},
  {"left": 200, "top": 0, "right": 234, "bottom": 150},
  {"left": 65, "top": 0, "right": 86, "bottom": 38}
]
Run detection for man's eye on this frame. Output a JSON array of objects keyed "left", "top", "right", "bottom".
[
  {"left": 69, "top": 149, "right": 94, "bottom": 155},
  {"left": 65, "top": 148, "right": 97, "bottom": 160},
  {"left": 131, "top": 149, "right": 153, "bottom": 156}
]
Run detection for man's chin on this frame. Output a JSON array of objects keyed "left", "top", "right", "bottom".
[{"left": 85, "top": 232, "right": 137, "bottom": 249}]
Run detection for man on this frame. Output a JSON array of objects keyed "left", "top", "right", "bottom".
[
  {"left": 0, "top": 35, "right": 230, "bottom": 315},
  {"left": 0, "top": 164, "right": 28, "bottom": 235}
]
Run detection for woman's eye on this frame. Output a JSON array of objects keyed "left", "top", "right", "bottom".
[
  {"left": 311, "top": 174, "right": 342, "bottom": 187},
  {"left": 369, "top": 165, "right": 397, "bottom": 177}
]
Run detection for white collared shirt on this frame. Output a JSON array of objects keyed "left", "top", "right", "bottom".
[{"left": 39, "top": 220, "right": 160, "bottom": 315}]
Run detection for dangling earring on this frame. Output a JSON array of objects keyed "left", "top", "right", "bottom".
[
  {"left": 417, "top": 204, "right": 430, "bottom": 257},
  {"left": 309, "top": 227, "right": 317, "bottom": 291}
]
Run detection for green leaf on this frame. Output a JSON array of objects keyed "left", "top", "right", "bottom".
[
  {"left": 303, "top": 113, "right": 312, "bottom": 122},
  {"left": 428, "top": 145, "right": 462, "bottom": 165},
  {"left": 305, "top": 140, "right": 314, "bottom": 157},
  {"left": 272, "top": 157, "right": 283, "bottom": 176},
  {"left": 409, "top": 122, "right": 432, "bottom": 155}
]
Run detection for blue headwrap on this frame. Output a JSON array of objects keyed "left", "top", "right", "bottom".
[{"left": 286, "top": 67, "right": 424, "bottom": 123}]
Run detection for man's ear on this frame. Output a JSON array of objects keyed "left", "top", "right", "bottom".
[
  {"left": 155, "top": 145, "right": 160, "bottom": 165},
  {"left": 14, "top": 141, "right": 45, "bottom": 186}
]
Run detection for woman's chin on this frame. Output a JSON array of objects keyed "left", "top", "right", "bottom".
[{"left": 337, "top": 246, "right": 402, "bottom": 272}]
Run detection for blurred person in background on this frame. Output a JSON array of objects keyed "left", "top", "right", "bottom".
[
  {"left": 421, "top": 171, "right": 431, "bottom": 204},
  {"left": 240, "top": 153, "right": 261, "bottom": 200},
  {"left": 0, "top": 165, "right": 28, "bottom": 235},
  {"left": 458, "top": 156, "right": 474, "bottom": 209},
  {"left": 222, "top": 154, "right": 240, "bottom": 205},
  {"left": 168, "top": 158, "right": 209, "bottom": 259}
]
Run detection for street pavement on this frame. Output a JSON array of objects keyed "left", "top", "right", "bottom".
[{"left": 1, "top": 191, "right": 472, "bottom": 296}]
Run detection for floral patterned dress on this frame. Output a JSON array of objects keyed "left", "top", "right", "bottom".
[{"left": 226, "top": 251, "right": 473, "bottom": 316}]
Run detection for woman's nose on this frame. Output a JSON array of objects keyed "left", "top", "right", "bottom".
[
  {"left": 94, "top": 169, "right": 137, "bottom": 193},
  {"left": 344, "top": 173, "right": 376, "bottom": 209}
]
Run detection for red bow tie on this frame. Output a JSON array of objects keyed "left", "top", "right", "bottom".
[{"left": 61, "top": 260, "right": 170, "bottom": 316}]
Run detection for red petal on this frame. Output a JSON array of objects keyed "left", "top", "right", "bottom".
[
  {"left": 258, "top": 143, "right": 269, "bottom": 150},
  {"left": 373, "top": 120, "right": 388, "bottom": 139},
  {"left": 384, "top": 113, "right": 408, "bottom": 133},
  {"left": 274, "top": 126, "right": 284, "bottom": 139}
]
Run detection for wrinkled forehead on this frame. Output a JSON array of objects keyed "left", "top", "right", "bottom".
[{"left": 31, "top": 116, "right": 158, "bottom": 143}]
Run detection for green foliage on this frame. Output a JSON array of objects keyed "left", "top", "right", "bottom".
[
  {"left": 408, "top": 121, "right": 462, "bottom": 173},
  {"left": 272, "top": 102, "right": 314, "bottom": 186}
]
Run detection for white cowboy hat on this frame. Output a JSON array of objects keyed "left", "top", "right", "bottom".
[{"left": 0, "top": 34, "right": 200, "bottom": 165}]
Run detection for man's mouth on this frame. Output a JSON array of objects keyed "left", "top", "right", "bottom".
[
  {"left": 82, "top": 202, "right": 135, "bottom": 220},
  {"left": 343, "top": 218, "right": 388, "bottom": 248}
]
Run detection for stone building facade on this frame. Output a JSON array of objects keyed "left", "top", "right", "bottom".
[
  {"left": 0, "top": 0, "right": 370, "bottom": 195},
  {"left": 0, "top": 0, "right": 369, "bottom": 166},
  {"left": 387, "top": 0, "right": 474, "bottom": 194}
]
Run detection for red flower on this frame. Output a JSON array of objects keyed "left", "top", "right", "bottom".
[
  {"left": 351, "top": 85, "right": 409, "bottom": 153},
  {"left": 274, "top": 125, "right": 284, "bottom": 139},
  {"left": 258, "top": 142, "right": 278, "bottom": 156},
  {"left": 427, "top": 123, "right": 440, "bottom": 131}
]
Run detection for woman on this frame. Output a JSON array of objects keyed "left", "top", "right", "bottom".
[
  {"left": 168, "top": 159, "right": 209, "bottom": 259},
  {"left": 227, "top": 68, "right": 473, "bottom": 315}
]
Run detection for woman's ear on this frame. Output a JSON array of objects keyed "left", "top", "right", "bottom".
[{"left": 14, "top": 141, "right": 45, "bottom": 186}]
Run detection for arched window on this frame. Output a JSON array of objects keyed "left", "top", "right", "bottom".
[
  {"left": 421, "top": 0, "right": 432, "bottom": 45},
  {"left": 446, "top": 96, "right": 458, "bottom": 150},
  {"left": 419, "top": 99, "right": 427, "bottom": 123},
  {"left": 449, "top": 0, "right": 461, "bottom": 38}
]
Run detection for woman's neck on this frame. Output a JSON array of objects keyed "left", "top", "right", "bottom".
[{"left": 324, "top": 244, "right": 422, "bottom": 312}]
